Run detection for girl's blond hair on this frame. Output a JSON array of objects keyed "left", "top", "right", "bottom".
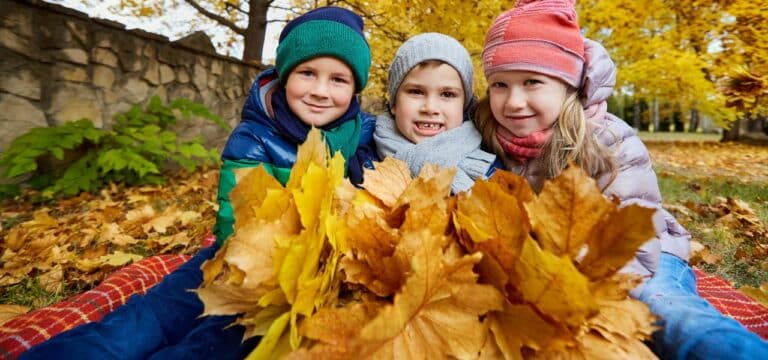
[{"left": 474, "top": 92, "right": 617, "bottom": 188}]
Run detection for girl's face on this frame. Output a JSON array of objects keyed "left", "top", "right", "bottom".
[
  {"left": 487, "top": 70, "right": 568, "bottom": 138},
  {"left": 285, "top": 56, "right": 355, "bottom": 127},
  {"left": 393, "top": 62, "right": 465, "bottom": 143}
]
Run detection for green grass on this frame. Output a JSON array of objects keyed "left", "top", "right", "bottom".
[
  {"left": 657, "top": 172, "right": 768, "bottom": 287},
  {"left": 0, "top": 278, "right": 73, "bottom": 309}
]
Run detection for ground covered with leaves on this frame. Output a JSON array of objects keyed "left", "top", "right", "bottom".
[
  {"left": 1, "top": 137, "right": 767, "bottom": 315},
  {"left": 646, "top": 140, "right": 768, "bottom": 306}
]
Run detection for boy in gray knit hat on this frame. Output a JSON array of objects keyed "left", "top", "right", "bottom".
[{"left": 374, "top": 32, "right": 497, "bottom": 193}]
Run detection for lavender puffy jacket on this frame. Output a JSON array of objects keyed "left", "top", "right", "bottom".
[
  {"left": 518, "top": 40, "right": 691, "bottom": 297},
  {"left": 583, "top": 40, "right": 691, "bottom": 295}
]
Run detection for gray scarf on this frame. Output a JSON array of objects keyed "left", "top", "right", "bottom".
[{"left": 374, "top": 113, "right": 496, "bottom": 193}]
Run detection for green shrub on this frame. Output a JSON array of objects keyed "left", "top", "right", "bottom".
[{"left": 0, "top": 96, "right": 229, "bottom": 198}]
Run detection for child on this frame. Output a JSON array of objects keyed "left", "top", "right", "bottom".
[
  {"left": 214, "top": 6, "right": 377, "bottom": 245},
  {"left": 20, "top": 7, "right": 377, "bottom": 360},
  {"left": 373, "top": 33, "right": 496, "bottom": 193},
  {"left": 475, "top": 1, "right": 768, "bottom": 359}
]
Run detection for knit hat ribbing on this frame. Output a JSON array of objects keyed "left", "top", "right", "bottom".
[
  {"left": 275, "top": 7, "right": 371, "bottom": 92},
  {"left": 388, "top": 33, "right": 474, "bottom": 110},
  {"left": 482, "top": 0, "right": 585, "bottom": 88}
]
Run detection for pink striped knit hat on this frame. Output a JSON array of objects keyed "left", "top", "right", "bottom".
[{"left": 482, "top": 0, "right": 585, "bottom": 88}]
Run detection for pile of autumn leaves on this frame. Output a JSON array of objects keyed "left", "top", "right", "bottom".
[{"left": 197, "top": 130, "right": 658, "bottom": 359}]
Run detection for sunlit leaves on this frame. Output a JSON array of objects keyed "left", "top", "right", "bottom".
[{"left": 198, "top": 130, "right": 658, "bottom": 359}]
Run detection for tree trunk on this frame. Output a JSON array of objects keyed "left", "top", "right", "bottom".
[
  {"left": 721, "top": 118, "right": 742, "bottom": 142},
  {"left": 633, "top": 100, "right": 642, "bottom": 129},
  {"left": 242, "top": 0, "right": 271, "bottom": 64},
  {"left": 689, "top": 108, "right": 700, "bottom": 133},
  {"left": 652, "top": 97, "right": 660, "bottom": 131}
]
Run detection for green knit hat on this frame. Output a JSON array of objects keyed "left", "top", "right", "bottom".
[{"left": 275, "top": 7, "right": 371, "bottom": 92}]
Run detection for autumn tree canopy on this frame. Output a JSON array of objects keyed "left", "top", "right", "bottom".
[{"left": 578, "top": 0, "right": 768, "bottom": 128}]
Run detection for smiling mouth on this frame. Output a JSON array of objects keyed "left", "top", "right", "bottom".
[
  {"left": 413, "top": 121, "right": 445, "bottom": 137},
  {"left": 415, "top": 121, "right": 443, "bottom": 130},
  {"left": 505, "top": 115, "right": 535, "bottom": 121},
  {"left": 303, "top": 101, "right": 330, "bottom": 111}
]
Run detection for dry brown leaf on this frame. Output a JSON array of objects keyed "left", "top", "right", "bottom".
[
  {"left": 76, "top": 251, "right": 143, "bottom": 272},
  {"left": 101, "top": 223, "right": 138, "bottom": 246},
  {"left": 362, "top": 157, "right": 412, "bottom": 208},
  {"left": 230, "top": 166, "right": 283, "bottom": 229},
  {"left": 0, "top": 304, "right": 30, "bottom": 326},
  {"left": 125, "top": 204, "right": 155, "bottom": 222},
  {"left": 355, "top": 233, "right": 503, "bottom": 359},
  {"left": 739, "top": 285, "right": 768, "bottom": 308},
  {"left": 38, "top": 265, "right": 64, "bottom": 293},
  {"left": 514, "top": 238, "right": 597, "bottom": 327},
  {"left": 455, "top": 179, "right": 529, "bottom": 270},
  {"left": 579, "top": 205, "right": 657, "bottom": 280},
  {"left": 525, "top": 165, "right": 614, "bottom": 258},
  {"left": 487, "top": 303, "right": 559, "bottom": 360}
]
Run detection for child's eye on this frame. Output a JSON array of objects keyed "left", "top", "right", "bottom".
[
  {"left": 298, "top": 70, "right": 314, "bottom": 77},
  {"left": 332, "top": 76, "right": 350, "bottom": 84},
  {"left": 490, "top": 82, "right": 507, "bottom": 88},
  {"left": 524, "top": 79, "right": 543, "bottom": 86},
  {"left": 441, "top": 91, "right": 458, "bottom": 98},
  {"left": 406, "top": 88, "right": 423, "bottom": 95}
]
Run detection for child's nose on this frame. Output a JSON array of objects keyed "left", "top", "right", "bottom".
[
  {"left": 505, "top": 88, "right": 526, "bottom": 110},
  {"left": 309, "top": 79, "right": 330, "bottom": 98},
  {"left": 419, "top": 95, "right": 439, "bottom": 114}
]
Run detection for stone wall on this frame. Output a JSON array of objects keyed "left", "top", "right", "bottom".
[{"left": 0, "top": 0, "right": 264, "bottom": 153}]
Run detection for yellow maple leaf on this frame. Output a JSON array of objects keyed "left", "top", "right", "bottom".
[
  {"left": 489, "top": 170, "right": 535, "bottom": 206},
  {"left": 524, "top": 165, "right": 614, "bottom": 258},
  {"left": 514, "top": 238, "right": 597, "bottom": 327},
  {"left": 230, "top": 166, "right": 283, "bottom": 229},
  {"left": 76, "top": 251, "right": 143, "bottom": 272},
  {"left": 362, "top": 157, "right": 413, "bottom": 208},
  {"left": 354, "top": 232, "right": 503, "bottom": 359},
  {"left": 578, "top": 205, "right": 657, "bottom": 280},
  {"left": 487, "top": 303, "right": 560, "bottom": 360},
  {"left": 286, "top": 302, "right": 381, "bottom": 360},
  {"left": 455, "top": 178, "right": 529, "bottom": 251},
  {"left": 0, "top": 304, "right": 29, "bottom": 326},
  {"left": 287, "top": 128, "right": 329, "bottom": 190}
]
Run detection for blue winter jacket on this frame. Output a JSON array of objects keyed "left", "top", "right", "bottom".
[{"left": 214, "top": 68, "right": 378, "bottom": 245}]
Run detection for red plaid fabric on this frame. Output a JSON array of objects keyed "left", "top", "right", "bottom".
[
  {"left": 0, "top": 254, "right": 191, "bottom": 359},
  {"left": 694, "top": 267, "right": 768, "bottom": 340},
  {"left": 2, "top": 253, "right": 765, "bottom": 359}
]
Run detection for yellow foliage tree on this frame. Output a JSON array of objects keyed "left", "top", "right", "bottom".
[{"left": 578, "top": 0, "right": 767, "bottom": 129}]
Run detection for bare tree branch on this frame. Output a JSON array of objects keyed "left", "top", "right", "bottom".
[
  {"left": 224, "top": 1, "right": 247, "bottom": 15},
  {"left": 183, "top": 0, "right": 245, "bottom": 34},
  {"left": 328, "top": 0, "right": 408, "bottom": 42}
]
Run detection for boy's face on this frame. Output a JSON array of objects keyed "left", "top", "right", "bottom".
[
  {"left": 393, "top": 63, "right": 465, "bottom": 144},
  {"left": 285, "top": 57, "right": 355, "bottom": 127}
]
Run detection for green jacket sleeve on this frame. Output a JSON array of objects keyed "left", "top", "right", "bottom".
[{"left": 214, "top": 159, "right": 291, "bottom": 246}]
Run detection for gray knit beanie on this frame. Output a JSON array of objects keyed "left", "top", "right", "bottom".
[{"left": 388, "top": 33, "right": 474, "bottom": 110}]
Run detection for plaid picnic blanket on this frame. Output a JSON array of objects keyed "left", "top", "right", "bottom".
[
  {"left": 1, "top": 256, "right": 766, "bottom": 359},
  {"left": 0, "top": 254, "right": 191, "bottom": 359},
  {"left": 693, "top": 268, "right": 768, "bottom": 340}
]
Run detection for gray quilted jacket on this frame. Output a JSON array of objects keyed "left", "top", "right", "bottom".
[{"left": 508, "top": 39, "right": 691, "bottom": 297}]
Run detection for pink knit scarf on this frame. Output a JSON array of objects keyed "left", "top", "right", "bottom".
[{"left": 496, "top": 125, "right": 553, "bottom": 163}]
